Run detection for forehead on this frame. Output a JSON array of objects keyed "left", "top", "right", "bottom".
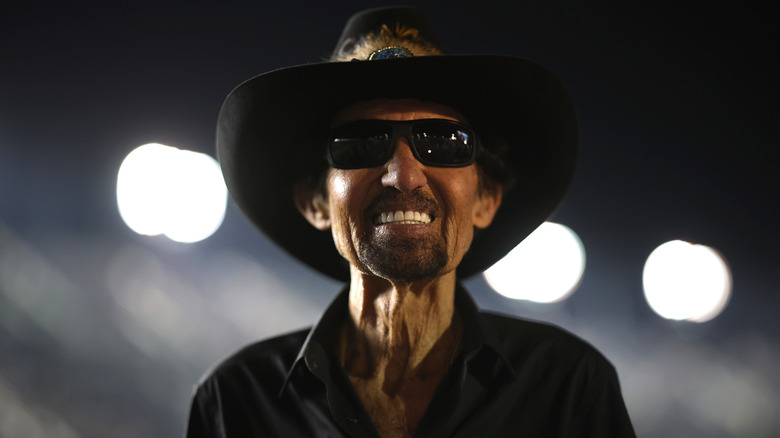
[{"left": 331, "top": 98, "right": 469, "bottom": 126}]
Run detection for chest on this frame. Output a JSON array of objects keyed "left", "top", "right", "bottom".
[{"left": 348, "top": 364, "right": 447, "bottom": 438}]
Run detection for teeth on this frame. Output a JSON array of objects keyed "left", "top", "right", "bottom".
[{"left": 377, "top": 210, "right": 432, "bottom": 224}]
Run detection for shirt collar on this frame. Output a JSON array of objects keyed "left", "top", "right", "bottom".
[
  {"left": 454, "top": 283, "right": 517, "bottom": 379},
  {"left": 279, "top": 287, "right": 348, "bottom": 397},
  {"left": 279, "top": 283, "right": 515, "bottom": 397}
]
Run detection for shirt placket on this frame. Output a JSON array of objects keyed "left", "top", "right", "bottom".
[{"left": 304, "top": 342, "right": 381, "bottom": 438}]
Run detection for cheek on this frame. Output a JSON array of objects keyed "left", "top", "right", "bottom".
[
  {"left": 326, "top": 170, "right": 372, "bottom": 257},
  {"left": 328, "top": 171, "right": 350, "bottom": 200},
  {"left": 448, "top": 168, "right": 482, "bottom": 212},
  {"left": 438, "top": 168, "right": 481, "bottom": 238},
  {"left": 328, "top": 208, "right": 359, "bottom": 261},
  {"left": 327, "top": 168, "right": 375, "bottom": 202},
  {"left": 326, "top": 171, "right": 358, "bottom": 222}
]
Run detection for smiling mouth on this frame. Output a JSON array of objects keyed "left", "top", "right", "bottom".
[{"left": 375, "top": 210, "right": 433, "bottom": 225}]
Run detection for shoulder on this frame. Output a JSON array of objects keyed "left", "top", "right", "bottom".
[
  {"left": 197, "top": 327, "right": 311, "bottom": 388},
  {"left": 475, "top": 312, "right": 635, "bottom": 436},
  {"left": 187, "top": 328, "right": 319, "bottom": 436},
  {"left": 479, "top": 311, "right": 616, "bottom": 374}
]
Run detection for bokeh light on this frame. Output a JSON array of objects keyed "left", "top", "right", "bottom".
[
  {"left": 116, "top": 143, "right": 227, "bottom": 243},
  {"left": 643, "top": 240, "right": 732, "bottom": 322},
  {"left": 483, "top": 222, "right": 586, "bottom": 303}
]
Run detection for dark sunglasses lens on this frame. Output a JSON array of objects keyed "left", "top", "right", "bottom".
[
  {"left": 412, "top": 121, "right": 476, "bottom": 166},
  {"left": 328, "top": 121, "right": 393, "bottom": 168}
]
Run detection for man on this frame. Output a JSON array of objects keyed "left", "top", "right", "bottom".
[{"left": 187, "top": 6, "right": 635, "bottom": 438}]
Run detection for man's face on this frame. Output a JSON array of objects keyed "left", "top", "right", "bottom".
[{"left": 313, "top": 99, "right": 500, "bottom": 283}]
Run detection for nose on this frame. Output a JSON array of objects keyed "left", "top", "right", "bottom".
[{"left": 381, "top": 137, "right": 427, "bottom": 192}]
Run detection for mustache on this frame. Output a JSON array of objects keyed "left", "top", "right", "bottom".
[{"left": 365, "top": 188, "right": 439, "bottom": 217}]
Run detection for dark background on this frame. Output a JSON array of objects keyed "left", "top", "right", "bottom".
[{"left": 1, "top": 1, "right": 777, "bottom": 437}]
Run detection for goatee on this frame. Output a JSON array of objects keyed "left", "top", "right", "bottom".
[{"left": 359, "top": 231, "right": 448, "bottom": 283}]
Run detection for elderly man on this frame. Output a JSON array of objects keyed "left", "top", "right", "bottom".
[{"left": 187, "top": 7, "right": 635, "bottom": 438}]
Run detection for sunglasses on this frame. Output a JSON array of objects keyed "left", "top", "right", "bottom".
[{"left": 326, "top": 119, "right": 481, "bottom": 169}]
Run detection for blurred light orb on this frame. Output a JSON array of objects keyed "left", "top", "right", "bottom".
[
  {"left": 117, "top": 143, "right": 227, "bottom": 243},
  {"left": 483, "top": 222, "right": 585, "bottom": 303},
  {"left": 643, "top": 240, "right": 732, "bottom": 322}
]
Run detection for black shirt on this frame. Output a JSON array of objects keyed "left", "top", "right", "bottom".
[{"left": 186, "top": 286, "right": 635, "bottom": 437}]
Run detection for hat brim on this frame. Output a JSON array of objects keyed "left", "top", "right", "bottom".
[{"left": 217, "top": 55, "right": 578, "bottom": 282}]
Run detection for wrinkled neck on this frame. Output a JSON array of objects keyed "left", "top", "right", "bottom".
[{"left": 344, "top": 267, "right": 458, "bottom": 370}]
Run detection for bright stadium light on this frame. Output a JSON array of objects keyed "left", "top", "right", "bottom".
[
  {"left": 643, "top": 240, "right": 732, "bottom": 322},
  {"left": 484, "top": 222, "right": 586, "bottom": 303},
  {"left": 117, "top": 143, "right": 227, "bottom": 243}
]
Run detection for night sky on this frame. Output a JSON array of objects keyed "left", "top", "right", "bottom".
[{"left": 1, "top": 1, "right": 778, "bottom": 437}]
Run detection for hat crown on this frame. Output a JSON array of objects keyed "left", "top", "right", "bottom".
[{"left": 332, "top": 7, "right": 446, "bottom": 61}]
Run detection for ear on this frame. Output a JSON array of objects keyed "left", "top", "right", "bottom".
[
  {"left": 293, "top": 181, "right": 331, "bottom": 230},
  {"left": 472, "top": 187, "right": 502, "bottom": 229}
]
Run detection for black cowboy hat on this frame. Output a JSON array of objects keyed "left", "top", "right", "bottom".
[{"left": 216, "top": 6, "right": 578, "bottom": 282}]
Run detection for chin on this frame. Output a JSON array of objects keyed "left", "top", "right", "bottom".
[{"left": 359, "top": 236, "right": 449, "bottom": 283}]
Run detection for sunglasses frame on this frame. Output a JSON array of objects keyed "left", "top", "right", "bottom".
[{"left": 325, "top": 118, "right": 481, "bottom": 169}]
